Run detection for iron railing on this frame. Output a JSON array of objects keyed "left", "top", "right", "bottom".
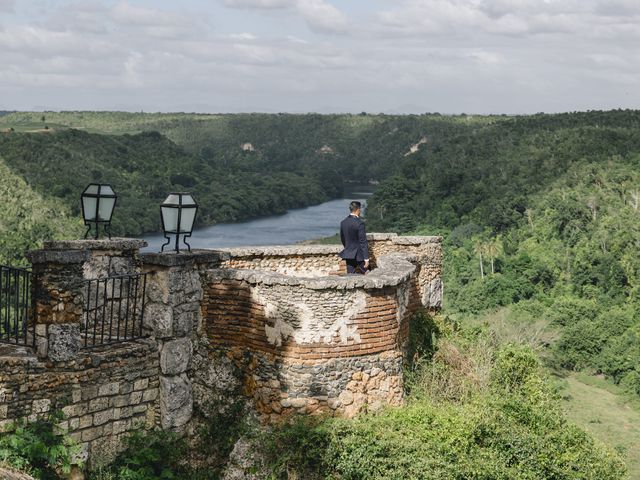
[
  {"left": 82, "top": 272, "right": 147, "bottom": 348},
  {"left": 0, "top": 265, "right": 34, "bottom": 346}
]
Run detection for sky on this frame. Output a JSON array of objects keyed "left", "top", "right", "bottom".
[{"left": 0, "top": 0, "right": 639, "bottom": 114}]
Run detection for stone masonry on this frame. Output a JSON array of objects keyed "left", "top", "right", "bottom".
[
  {"left": 1, "top": 239, "right": 158, "bottom": 467},
  {"left": 0, "top": 233, "right": 442, "bottom": 467}
]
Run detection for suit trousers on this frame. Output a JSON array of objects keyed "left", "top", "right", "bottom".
[{"left": 346, "top": 259, "right": 367, "bottom": 274}]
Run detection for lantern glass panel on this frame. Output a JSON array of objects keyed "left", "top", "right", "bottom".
[
  {"left": 98, "top": 196, "right": 116, "bottom": 221},
  {"left": 84, "top": 184, "right": 100, "bottom": 195},
  {"left": 165, "top": 194, "right": 180, "bottom": 206},
  {"left": 181, "top": 194, "right": 196, "bottom": 206},
  {"left": 161, "top": 206, "right": 179, "bottom": 232},
  {"left": 82, "top": 196, "right": 97, "bottom": 221},
  {"left": 101, "top": 185, "right": 115, "bottom": 196},
  {"left": 179, "top": 207, "right": 197, "bottom": 232}
]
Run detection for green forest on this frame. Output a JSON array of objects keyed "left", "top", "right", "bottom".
[{"left": 1, "top": 110, "right": 639, "bottom": 478}]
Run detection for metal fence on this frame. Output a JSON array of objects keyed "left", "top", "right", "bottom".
[
  {"left": 0, "top": 265, "right": 34, "bottom": 346},
  {"left": 82, "top": 272, "right": 148, "bottom": 348}
]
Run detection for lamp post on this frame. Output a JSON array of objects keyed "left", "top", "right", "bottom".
[
  {"left": 81, "top": 184, "right": 117, "bottom": 239},
  {"left": 160, "top": 193, "right": 198, "bottom": 252}
]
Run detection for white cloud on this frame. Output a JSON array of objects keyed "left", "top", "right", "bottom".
[
  {"left": 110, "top": 2, "right": 190, "bottom": 27},
  {"left": 295, "top": 0, "right": 348, "bottom": 34},
  {"left": 221, "top": 0, "right": 349, "bottom": 35},
  {"left": 0, "top": 0, "right": 639, "bottom": 113},
  {"left": 228, "top": 32, "right": 258, "bottom": 40},
  {"left": 223, "top": 0, "right": 294, "bottom": 9},
  {"left": 286, "top": 35, "right": 308, "bottom": 44},
  {"left": 0, "top": 0, "right": 14, "bottom": 13}
]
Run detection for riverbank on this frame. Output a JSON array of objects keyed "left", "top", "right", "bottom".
[{"left": 142, "top": 195, "right": 371, "bottom": 252}]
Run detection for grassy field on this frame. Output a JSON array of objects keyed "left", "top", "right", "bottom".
[{"left": 560, "top": 372, "right": 640, "bottom": 478}]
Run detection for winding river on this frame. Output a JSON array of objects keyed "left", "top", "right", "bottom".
[{"left": 142, "top": 187, "right": 374, "bottom": 252}]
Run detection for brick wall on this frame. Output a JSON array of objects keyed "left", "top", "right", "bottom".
[{"left": 197, "top": 240, "right": 434, "bottom": 421}]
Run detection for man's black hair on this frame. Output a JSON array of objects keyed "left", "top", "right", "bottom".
[{"left": 349, "top": 201, "right": 362, "bottom": 213}]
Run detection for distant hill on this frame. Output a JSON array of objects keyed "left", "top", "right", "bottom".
[{"left": 0, "top": 128, "right": 334, "bottom": 236}]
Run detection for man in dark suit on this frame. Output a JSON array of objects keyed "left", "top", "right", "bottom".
[{"left": 339, "top": 201, "right": 370, "bottom": 274}]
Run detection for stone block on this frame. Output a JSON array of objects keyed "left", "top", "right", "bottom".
[
  {"left": 288, "top": 397, "right": 307, "bottom": 408},
  {"left": 0, "top": 420, "right": 15, "bottom": 433},
  {"left": 32, "top": 398, "right": 51, "bottom": 414},
  {"left": 82, "top": 386, "right": 99, "bottom": 401},
  {"left": 79, "top": 414, "right": 93, "bottom": 429},
  {"left": 93, "top": 409, "right": 114, "bottom": 426},
  {"left": 144, "top": 303, "right": 173, "bottom": 339},
  {"left": 160, "top": 338, "right": 192, "bottom": 375},
  {"left": 338, "top": 390, "right": 353, "bottom": 406},
  {"left": 173, "top": 311, "right": 195, "bottom": 337},
  {"left": 142, "top": 389, "right": 158, "bottom": 403},
  {"left": 130, "top": 391, "right": 143, "bottom": 404},
  {"left": 159, "top": 373, "right": 193, "bottom": 430},
  {"left": 98, "top": 382, "right": 120, "bottom": 397},
  {"left": 134, "top": 378, "right": 149, "bottom": 391},
  {"left": 72, "top": 388, "right": 82, "bottom": 403},
  {"left": 63, "top": 404, "right": 85, "bottom": 418},
  {"left": 81, "top": 426, "right": 102, "bottom": 442},
  {"left": 425, "top": 278, "right": 443, "bottom": 308},
  {"left": 88, "top": 397, "right": 109, "bottom": 413},
  {"left": 47, "top": 323, "right": 80, "bottom": 361},
  {"left": 113, "top": 420, "right": 129, "bottom": 435}
]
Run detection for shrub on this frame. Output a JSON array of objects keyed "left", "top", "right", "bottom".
[
  {"left": 103, "top": 430, "right": 188, "bottom": 480},
  {"left": 491, "top": 345, "right": 541, "bottom": 392},
  {"left": 0, "top": 411, "right": 80, "bottom": 479}
]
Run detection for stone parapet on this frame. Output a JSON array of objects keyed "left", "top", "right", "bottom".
[
  {"left": 141, "top": 251, "right": 220, "bottom": 431},
  {"left": 0, "top": 339, "right": 159, "bottom": 468},
  {"left": 197, "top": 235, "right": 439, "bottom": 421},
  {"left": 27, "top": 239, "right": 148, "bottom": 361},
  {"left": 2, "top": 231, "right": 443, "bottom": 468},
  {"left": 42, "top": 238, "right": 148, "bottom": 251}
]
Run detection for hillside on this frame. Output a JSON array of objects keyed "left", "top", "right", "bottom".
[
  {"left": 1, "top": 110, "right": 639, "bottom": 477},
  {"left": 363, "top": 110, "right": 640, "bottom": 470},
  {"left": 0, "top": 156, "right": 82, "bottom": 265},
  {"left": 0, "top": 129, "right": 332, "bottom": 236}
]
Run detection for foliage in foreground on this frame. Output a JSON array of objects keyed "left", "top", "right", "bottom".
[
  {"left": 92, "top": 400, "right": 250, "bottom": 480},
  {"left": 0, "top": 412, "right": 80, "bottom": 480},
  {"left": 258, "top": 325, "right": 627, "bottom": 480}
]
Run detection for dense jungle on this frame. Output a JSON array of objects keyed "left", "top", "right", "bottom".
[{"left": 1, "top": 109, "right": 639, "bottom": 479}]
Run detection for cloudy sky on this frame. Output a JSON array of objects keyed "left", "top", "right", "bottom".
[{"left": 0, "top": 0, "right": 639, "bottom": 113}]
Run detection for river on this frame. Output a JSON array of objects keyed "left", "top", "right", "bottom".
[{"left": 142, "top": 187, "right": 374, "bottom": 252}]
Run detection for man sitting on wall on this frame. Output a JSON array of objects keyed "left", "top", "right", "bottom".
[{"left": 339, "top": 201, "right": 370, "bottom": 274}]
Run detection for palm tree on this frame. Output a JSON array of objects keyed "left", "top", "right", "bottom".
[
  {"left": 473, "top": 240, "right": 486, "bottom": 279},
  {"left": 485, "top": 237, "right": 503, "bottom": 275}
]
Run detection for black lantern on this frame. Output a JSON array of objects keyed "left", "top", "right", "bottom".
[
  {"left": 160, "top": 193, "right": 198, "bottom": 252},
  {"left": 81, "top": 184, "right": 117, "bottom": 239}
]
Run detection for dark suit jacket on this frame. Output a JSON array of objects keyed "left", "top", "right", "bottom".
[{"left": 339, "top": 215, "right": 370, "bottom": 261}]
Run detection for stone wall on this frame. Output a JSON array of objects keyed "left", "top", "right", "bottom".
[
  {"left": 0, "top": 232, "right": 443, "bottom": 468},
  {"left": 140, "top": 251, "right": 224, "bottom": 431},
  {"left": 0, "top": 239, "right": 158, "bottom": 468},
  {"left": 221, "top": 245, "right": 344, "bottom": 277},
  {"left": 0, "top": 340, "right": 159, "bottom": 467},
  {"left": 367, "top": 233, "right": 443, "bottom": 311},
  {"left": 197, "top": 236, "right": 442, "bottom": 422}
]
